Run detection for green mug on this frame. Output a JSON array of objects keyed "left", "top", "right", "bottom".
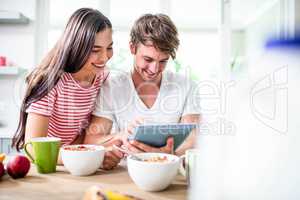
[{"left": 24, "top": 137, "right": 61, "bottom": 174}]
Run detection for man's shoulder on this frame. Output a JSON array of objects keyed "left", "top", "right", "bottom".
[{"left": 164, "top": 70, "right": 195, "bottom": 86}]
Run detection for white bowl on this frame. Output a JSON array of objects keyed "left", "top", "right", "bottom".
[
  {"left": 61, "top": 144, "right": 105, "bottom": 176},
  {"left": 127, "top": 153, "right": 180, "bottom": 191}
]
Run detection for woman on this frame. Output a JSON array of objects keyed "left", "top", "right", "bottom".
[{"left": 12, "top": 8, "right": 114, "bottom": 154}]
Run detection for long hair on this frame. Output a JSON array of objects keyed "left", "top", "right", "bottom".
[{"left": 12, "top": 8, "right": 112, "bottom": 151}]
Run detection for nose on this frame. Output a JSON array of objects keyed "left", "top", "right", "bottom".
[
  {"left": 98, "top": 51, "right": 111, "bottom": 64},
  {"left": 147, "top": 62, "right": 159, "bottom": 74}
]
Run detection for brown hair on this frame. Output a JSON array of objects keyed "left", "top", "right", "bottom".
[
  {"left": 12, "top": 8, "right": 112, "bottom": 151},
  {"left": 130, "top": 13, "right": 179, "bottom": 59}
]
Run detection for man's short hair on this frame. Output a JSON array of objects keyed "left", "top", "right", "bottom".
[{"left": 130, "top": 13, "right": 179, "bottom": 59}]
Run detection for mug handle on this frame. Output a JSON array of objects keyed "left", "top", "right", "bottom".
[
  {"left": 24, "top": 142, "right": 35, "bottom": 163},
  {"left": 179, "top": 155, "right": 186, "bottom": 177}
]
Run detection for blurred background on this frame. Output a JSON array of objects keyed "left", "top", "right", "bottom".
[{"left": 0, "top": 0, "right": 299, "bottom": 199}]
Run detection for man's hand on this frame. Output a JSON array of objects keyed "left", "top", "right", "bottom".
[
  {"left": 124, "top": 117, "right": 175, "bottom": 154},
  {"left": 101, "top": 139, "right": 124, "bottom": 170},
  {"left": 124, "top": 137, "right": 174, "bottom": 154},
  {"left": 126, "top": 118, "right": 144, "bottom": 135}
]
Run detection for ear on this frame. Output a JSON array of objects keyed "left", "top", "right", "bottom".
[{"left": 129, "top": 42, "right": 136, "bottom": 55}]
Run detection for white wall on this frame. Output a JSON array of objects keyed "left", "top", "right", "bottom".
[
  {"left": 0, "top": 0, "right": 35, "bottom": 137},
  {"left": 0, "top": 74, "right": 26, "bottom": 138},
  {"left": 0, "top": 0, "right": 36, "bottom": 68},
  {"left": 191, "top": 1, "right": 300, "bottom": 199},
  {"left": 295, "top": 0, "right": 300, "bottom": 31},
  {"left": 244, "top": 1, "right": 281, "bottom": 74}
]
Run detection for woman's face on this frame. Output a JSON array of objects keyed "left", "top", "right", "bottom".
[{"left": 81, "top": 28, "right": 113, "bottom": 78}]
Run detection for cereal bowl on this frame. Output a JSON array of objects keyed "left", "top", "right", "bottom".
[
  {"left": 127, "top": 153, "right": 181, "bottom": 191},
  {"left": 61, "top": 145, "right": 105, "bottom": 176}
]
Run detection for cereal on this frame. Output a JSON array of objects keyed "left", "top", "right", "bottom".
[
  {"left": 142, "top": 156, "right": 169, "bottom": 163},
  {"left": 64, "top": 145, "right": 95, "bottom": 151}
]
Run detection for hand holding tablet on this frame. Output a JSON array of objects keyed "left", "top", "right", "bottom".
[{"left": 128, "top": 123, "right": 197, "bottom": 150}]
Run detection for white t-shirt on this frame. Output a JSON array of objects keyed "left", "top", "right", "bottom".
[{"left": 93, "top": 70, "right": 201, "bottom": 132}]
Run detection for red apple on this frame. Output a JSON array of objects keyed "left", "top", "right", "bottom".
[
  {"left": 6, "top": 155, "right": 30, "bottom": 179},
  {"left": 0, "top": 162, "right": 4, "bottom": 178}
]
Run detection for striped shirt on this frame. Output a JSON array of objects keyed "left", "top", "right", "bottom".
[{"left": 26, "top": 73, "right": 102, "bottom": 145}]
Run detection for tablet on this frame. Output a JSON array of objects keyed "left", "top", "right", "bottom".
[{"left": 128, "top": 123, "right": 197, "bottom": 150}]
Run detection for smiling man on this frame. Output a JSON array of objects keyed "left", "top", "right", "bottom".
[{"left": 84, "top": 14, "right": 201, "bottom": 169}]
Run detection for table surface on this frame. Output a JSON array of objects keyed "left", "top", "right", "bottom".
[{"left": 0, "top": 164, "right": 188, "bottom": 200}]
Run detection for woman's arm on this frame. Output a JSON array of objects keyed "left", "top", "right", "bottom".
[
  {"left": 24, "top": 113, "right": 65, "bottom": 165},
  {"left": 84, "top": 115, "right": 114, "bottom": 144},
  {"left": 24, "top": 113, "right": 49, "bottom": 142},
  {"left": 84, "top": 116, "right": 124, "bottom": 170}
]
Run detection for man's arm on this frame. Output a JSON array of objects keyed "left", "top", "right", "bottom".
[{"left": 175, "top": 114, "right": 201, "bottom": 156}]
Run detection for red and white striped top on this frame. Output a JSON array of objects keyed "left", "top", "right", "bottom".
[{"left": 26, "top": 73, "right": 102, "bottom": 145}]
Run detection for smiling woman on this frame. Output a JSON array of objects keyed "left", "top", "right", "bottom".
[
  {"left": 12, "top": 8, "right": 113, "bottom": 152},
  {"left": 71, "top": 29, "right": 113, "bottom": 88}
]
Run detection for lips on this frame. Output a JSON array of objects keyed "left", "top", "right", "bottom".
[
  {"left": 143, "top": 70, "right": 156, "bottom": 77},
  {"left": 92, "top": 63, "right": 105, "bottom": 69},
  {"left": 144, "top": 72, "right": 157, "bottom": 79},
  {"left": 146, "top": 72, "right": 156, "bottom": 76},
  {"left": 146, "top": 74, "right": 156, "bottom": 79}
]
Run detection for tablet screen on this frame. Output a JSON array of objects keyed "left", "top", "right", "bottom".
[{"left": 129, "top": 123, "right": 197, "bottom": 150}]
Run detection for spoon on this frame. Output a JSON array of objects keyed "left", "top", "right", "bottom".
[{"left": 113, "top": 145, "right": 143, "bottom": 161}]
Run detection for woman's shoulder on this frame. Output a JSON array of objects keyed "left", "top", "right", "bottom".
[
  {"left": 49, "top": 72, "right": 77, "bottom": 95},
  {"left": 56, "top": 72, "right": 71, "bottom": 84}
]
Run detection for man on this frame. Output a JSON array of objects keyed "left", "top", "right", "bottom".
[{"left": 84, "top": 14, "right": 201, "bottom": 169}]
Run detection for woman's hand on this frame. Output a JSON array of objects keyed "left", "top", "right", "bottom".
[{"left": 101, "top": 139, "right": 124, "bottom": 170}]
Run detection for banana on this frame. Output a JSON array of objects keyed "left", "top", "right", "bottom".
[
  {"left": 83, "top": 186, "right": 142, "bottom": 200},
  {"left": 105, "top": 191, "right": 136, "bottom": 200},
  {"left": 0, "top": 153, "right": 5, "bottom": 163}
]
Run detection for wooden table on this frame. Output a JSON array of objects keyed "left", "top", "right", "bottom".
[{"left": 0, "top": 164, "right": 187, "bottom": 200}]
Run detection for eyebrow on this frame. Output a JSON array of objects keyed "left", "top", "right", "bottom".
[
  {"left": 143, "top": 56, "right": 153, "bottom": 60},
  {"left": 93, "top": 42, "right": 113, "bottom": 48},
  {"left": 143, "top": 56, "right": 169, "bottom": 62},
  {"left": 160, "top": 58, "right": 169, "bottom": 62}
]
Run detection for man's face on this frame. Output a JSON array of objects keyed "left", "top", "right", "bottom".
[{"left": 130, "top": 42, "right": 170, "bottom": 82}]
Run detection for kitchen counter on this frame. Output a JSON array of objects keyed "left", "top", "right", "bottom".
[{"left": 0, "top": 164, "right": 188, "bottom": 200}]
